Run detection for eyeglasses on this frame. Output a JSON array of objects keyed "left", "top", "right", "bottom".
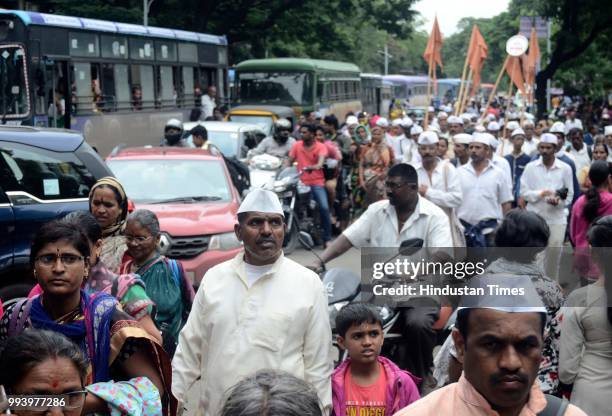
[
  {"left": 125, "top": 235, "right": 153, "bottom": 243},
  {"left": 35, "top": 254, "right": 85, "bottom": 266},
  {"left": 385, "top": 181, "right": 409, "bottom": 191},
  {"left": 6, "top": 390, "right": 88, "bottom": 412}
]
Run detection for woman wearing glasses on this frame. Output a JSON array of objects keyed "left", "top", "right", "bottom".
[
  {"left": 120, "top": 209, "right": 194, "bottom": 356},
  {"left": 89, "top": 177, "right": 130, "bottom": 273},
  {"left": 0, "top": 221, "right": 176, "bottom": 415},
  {"left": 0, "top": 330, "right": 162, "bottom": 416}
]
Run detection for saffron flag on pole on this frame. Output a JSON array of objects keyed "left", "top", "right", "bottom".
[
  {"left": 505, "top": 55, "right": 526, "bottom": 94},
  {"left": 523, "top": 27, "right": 540, "bottom": 103},
  {"left": 423, "top": 16, "right": 443, "bottom": 93},
  {"left": 467, "top": 25, "right": 488, "bottom": 95}
]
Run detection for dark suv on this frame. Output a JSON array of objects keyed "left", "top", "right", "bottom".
[{"left": 0, "top": 126, "right": 113, "bottom": 300}]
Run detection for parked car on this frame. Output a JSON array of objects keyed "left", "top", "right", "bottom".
[
  {"left": 226, "top": 105, "right": 296, "bottom": 136},
  {"left": 0, "top": 126, "right": 113, "bottom": 300},
  {"left": 106, "top": 147, "right": 242, "bottom": 286},
  {"left": 183, "top": 121, "right": 266, "bottom": 160}
]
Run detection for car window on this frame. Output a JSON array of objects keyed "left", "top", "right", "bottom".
[
  {"left": 107, "top": 159, "right": 231, "bottom": 203},
  {"left": 0, "top": 142, "right": 96, "bottom": 200}
]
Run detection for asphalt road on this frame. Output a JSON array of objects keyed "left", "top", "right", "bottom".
[{"left": 182, "top": 246, "right": 361, "bottom": 416}]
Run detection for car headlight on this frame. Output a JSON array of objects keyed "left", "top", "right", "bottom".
[
  {"left": 209, "top": 232, "right": 243, "bottom": 251},
  {"left": 158, "top": 233, "right": 171, "bottom": 255}
]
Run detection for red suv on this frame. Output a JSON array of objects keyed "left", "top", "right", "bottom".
[{"left": 107, "top": 147, "right": 242, "bottom": 286}]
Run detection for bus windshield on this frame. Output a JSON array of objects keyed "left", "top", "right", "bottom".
[
  {"left": 238, "top": 72, "right": 312, "bottom": 106},
  {"left": 0, "top": 45, "right": 29, "bottom": 118}
]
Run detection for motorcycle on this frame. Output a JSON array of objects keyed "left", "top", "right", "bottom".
[{"left": 248, "top": 153, "right": 283, "bottom": 190}]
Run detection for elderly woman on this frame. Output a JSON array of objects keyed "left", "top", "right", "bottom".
[
  {"left": 0, "top": 221, "right": 176, "bottom": 415},
  {"left": 120, "top": 209, "right": 194, "bottom": 355},
  {"left": 359, "top": 125, "right": 394, "bottom": 207},
  {"left": 27, "top": 211, "right": 161, "bottom": 342},
  {"left": 559, "top": 216, "right": 612, "bottom": 416},
  {"left": 89, "top": 177, "right": 129, "bottom": 272},
  {"left": 0, "top": 330, "right": 163, "bottom": 416}
]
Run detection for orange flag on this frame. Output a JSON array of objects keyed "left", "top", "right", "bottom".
[
  {"left": 523, "top": 27, "right": 540, "bottom": 87},
  {"left": 423, "top": 16, "right": 443, "bottom": 70},
  {"left": 467, "top": 25, "right": 488, "bottom": 95},
  {"left": 505, "top": 55, "right": 526, "bottom": 94}
]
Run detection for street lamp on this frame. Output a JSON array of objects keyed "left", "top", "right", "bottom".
[
  {"left": 377, "top": 44, "right": 392, "bottom": 75},
  {"left": 143, "top": 0, "right": 155, "bottom": 27}
]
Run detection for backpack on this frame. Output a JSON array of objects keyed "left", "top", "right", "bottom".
[{"left": 539, "top": 394, "right": 569, "bottom": 416}]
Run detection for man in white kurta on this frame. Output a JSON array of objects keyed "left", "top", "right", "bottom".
[{"left": 172, "top": 189, "right": 333, "bottom": 416}]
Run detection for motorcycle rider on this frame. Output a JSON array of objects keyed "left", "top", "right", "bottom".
[
  {"left": 161, "top": 118, "right": 190, "bottom": 147},
  {"left": 249, "top": 118, "right": 296, "bottom": 159}
]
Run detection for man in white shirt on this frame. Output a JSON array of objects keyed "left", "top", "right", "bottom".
[
  {"left": 520, "top": 133, "right": 574, "bottom": 278},
  {"left": 450, "top": 133, "right": 471, "bottom": 167},
  {"left": 522, "top": 119, "right": 540, "bottom": 157},
  {"left": 200, "top": 85, "right": 217, "bottom": 119},
  {"left": 484, "top": 133, "right": 514, "bottom": 200},
  {"left": 172, "top": 189, "right": 332, "bottom": 416},
  {"left": 567, "top": 127, "right": 591, "bottom": 174},
  {"left": 448, "top": 116, "right": 464, "bottom": 137},
  {"left": 606, "top": 126, "right": 612, "bottom": 163},
  {"left": 497, "top": 121, "right": 520, "bottom": 157},
  {"left": 414, "top": 131, "right": 462, "bottom": 212},
  {"left": 564, "top": 106, "right": 583, "bottom": 132},
  {"left": 387, "top": 118, "right": 408, "bottom": 164},
  {"left": 457, "top": 134, "right": 513, "bottom": 247},
  {"left": 404, "top": 125, "right": 423, "bottom": 166}
]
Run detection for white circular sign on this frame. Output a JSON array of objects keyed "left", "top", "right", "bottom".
[{"left": 506, "top": 35, "right": 529, "bottom": 56}]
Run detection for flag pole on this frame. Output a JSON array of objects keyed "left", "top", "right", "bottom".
[
  {"left": 502, "top": 59, "right": 515, "bottom": 139},
  {"left": 480, "top": 55, "right": 509, "bottom": 122},
  {"left": 455, "top": 48, "right": 471, "bottom": 116},
  {"left": 458, "top": 69, "right": 473, "bottom": 115},
  {"left": 425, "top": 53, "right": 434, "bottom": 130}
]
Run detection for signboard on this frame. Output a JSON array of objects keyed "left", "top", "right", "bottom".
[
  {"left": 520, "top": 16, "right": 549, "bottom": 39},
  {"left": 506, "top": 35, "right": 529, "bottom": 56}
]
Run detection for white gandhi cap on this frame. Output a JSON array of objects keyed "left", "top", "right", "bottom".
[
  {"left": 540, "top": 133, "right": 558, "bottom": 145},
  {"left": 237, "top": 188, "right": 284, "bottom": 216},
  {"left": 418, "top": 131, "right": 439, "bottom": 145}
]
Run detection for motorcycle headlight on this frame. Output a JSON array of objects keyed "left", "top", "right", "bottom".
[
  {"left": 273, "top": 177, "right": 291, "bottom": 193},
  {"left": 209, "top": 232, "right": 242, "bottom": 251},
  {"left": 158, "top": 233, "right": 171, "bottom": 255}
]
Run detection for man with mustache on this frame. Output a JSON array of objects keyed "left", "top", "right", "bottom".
[
  {"left": 395, "top": 275, "right": 587, "bottom": 416},
  {"left": 172, "top": 189, "right": 333, "bottom": 416}
]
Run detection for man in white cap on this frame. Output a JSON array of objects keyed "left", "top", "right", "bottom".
[
  {"left": 414, "top": 131, "right": 462, "bottom": 210},
  {"left": 395, "top": 275, "right": 587, "bottom": 416},
  {"left": 521, "top": 119, "right": 540, "bottom": 157},
  {"left": 450, "top": 133, "right": 472, "bottom": 167},
  {"left": 484, "top": 133, "right": 514, "bottom": 199},
  {"left": 540, "top": 121, "right": 580, "bottom": 204},
  {"left": 505, "top": 128, "right": 532, "bottom": 207},
  {"left": 567, "top": 127, "right": 591, "bottom": 174},
  {"left": 404, "top": 124, "right": 424, "bottom": 166},
  {"left": 448, "top": 116, "right": 465, "bottom": 136},
  {"left": 497, "top": 121, "right": 520, "bottom": 157},
  {"left": 456, "top": 133, "right": 513, "bottom": 247},
  {"left": 487, "top": 121, "right": 501, "bottom": 140},
  {"left": 172, "top": 189, "right": 333, "bottom": 416},
  {"left": 414, "top": 131, "right": 463, "bottom": 245},
  {"left": 437, "top": 111, "right": 449, "bottom": 138},
  {"left": 521, "top": 133, "right": 573, "bottom": 276},
  {"left": 387, "top": 118, "right": 408, "bottom": 164}
]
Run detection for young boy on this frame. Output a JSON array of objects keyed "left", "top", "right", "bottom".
[{"left": 332, "top": 303, "right": 420, "bottom": 416}]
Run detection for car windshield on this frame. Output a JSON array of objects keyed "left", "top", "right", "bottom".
[
  {"left": 238, "top": 72, "right": 313, "bottom": 106},
  {"left": 107, "top": 159, "right": 231, "bottom": 204},
  {"left": 0, "top": 45, "right": 30, "bottom": 118},
  {"left": 229, "top": 115, "right": 273, "bottom": 135}
]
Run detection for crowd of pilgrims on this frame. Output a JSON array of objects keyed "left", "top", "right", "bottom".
[{"left": 0, "top": 100, "right": 611, "bottom": 416}]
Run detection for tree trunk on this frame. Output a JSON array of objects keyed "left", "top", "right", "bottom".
[{"left": 535, "top": 71, "right": 548, "bottom": 120}]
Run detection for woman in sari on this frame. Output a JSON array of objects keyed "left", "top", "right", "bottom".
[
  {"left": 0, "top": 220, "right": 176, "bottom": 415},
  {"left": 120, "top": 209, "right": 194, "bottom": 356},
  {"left": 27, "top": 211, "right": 162, "bottom": 343},
  {"left": 359, "top": 125, "right": 394, "bottom": 207},
  {"left": 89, "top": 177, "right": 129, "bottom": 272}
]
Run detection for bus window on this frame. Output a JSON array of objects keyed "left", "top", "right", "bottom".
[
  {"left": 72, "top": 62, "right": 93, "bottom": 114},
  {"left": 101, "top": 35, "right": 128, "bottom": 59},
  {"left": 129, "top": 39, "right": 154, "bottom": 60},
  {"left": 158, "top": 65, "right": 175, "bottom": 107},
  {"left": 155, "top": 41, "right": 177, "bottom": 62},
  {"left": 113, "top": 64, "right": 130, "bottom": 111},
  {"left": 0, "top": 45, "right": 30, "bottom": 118},
  {"left": 181, "top": 66, "right": 195, "bottom": 108},
  {"left": 130, "top": 64, "right": 154, "bottom": 109},
  {"left": 69, "top": 32, "right": 99, "bottom": 57}
]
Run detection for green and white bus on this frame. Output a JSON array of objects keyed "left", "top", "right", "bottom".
[{"left": 234, "top": 58, "right": 361, "bottom": 119}]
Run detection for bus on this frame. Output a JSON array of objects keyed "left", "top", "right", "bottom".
[
  {"left": 360, "top": 73, "right": 391, "bottom": 117},
  {"left": 234, "top": 58, "right": 362, "bottom": 120},
  {"left": 0, "top": 10, "right": 228, "bottom": 156},
  {"left": 383, "top": 75, "right": 429, "bottom": 107}
]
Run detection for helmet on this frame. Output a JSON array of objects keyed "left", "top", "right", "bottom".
[
  {"left": 165, "top": 118, "right": 183, "bottom": 132},
  {"left": 273, "top": 118, "right": 292, "bottom": 144},
  {"left": 274, "top": 118, "right": 292, "bottom": 131}
]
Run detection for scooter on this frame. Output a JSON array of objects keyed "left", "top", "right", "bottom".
[{"left": 247, "top": 153, "right": 283, "bottom": 190}]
